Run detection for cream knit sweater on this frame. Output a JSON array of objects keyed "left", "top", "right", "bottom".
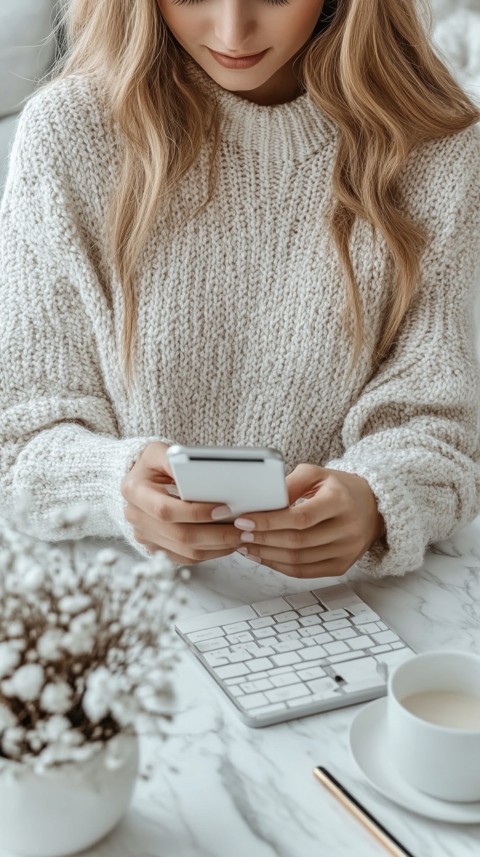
[{"left": 1, "top": 69, "right": 479, "bottom": 578}]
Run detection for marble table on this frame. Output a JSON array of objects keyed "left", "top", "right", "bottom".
[{"left": 12, "top": 516, "right": 480, "bottom": 857}]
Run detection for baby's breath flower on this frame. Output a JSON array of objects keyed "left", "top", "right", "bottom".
[
  {"left": 40, "top": 682, "right": 73, "bottom": 715},
  {"left": 36, "top": 628, "right": 65, "bottom": 661},
  {"left": 0, "top": 702, "right": 17, "bottom": 731},
  {"left": 0, "top": 642, "right": 21, "bottom": 680},
  {"left": 8, "top": 663, "right": 45, "bottom": 702},
  {"left": 58, "top": 594, "right": 91, "bottom": 615}
]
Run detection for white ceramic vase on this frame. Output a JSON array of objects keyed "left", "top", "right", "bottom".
[{"left": 0, "top": 733, "right": 139, "bottom": 857}]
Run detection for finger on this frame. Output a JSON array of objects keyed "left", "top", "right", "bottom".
[
  {"left": 239, "top": 519, "right": 347, "bottom": 550},
  {"left": 136, "top": 533, "right": 239, "bottom": 564},
  {"left": 233, "top": 489, "right": 337, "bottom": 535},
  {"left": 239, "top": 540, "right": 343, "bottom": 567},
  {"left": 125, "top": 502, "right": 242, "bottom": 550},
  {"left": 285, "top": 463, "right": 328, "bottom": 505},
  {"left": 257, "top": 557, "right": 349, "bottom": 579},
  {"left": 125, "top": 481, "right": 231, "bottom": 525}
]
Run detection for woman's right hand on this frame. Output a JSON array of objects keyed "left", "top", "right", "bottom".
[{"left": 120, "top": 441, "right": 243, "bottom": 564}]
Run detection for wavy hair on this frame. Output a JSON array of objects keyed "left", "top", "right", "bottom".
[{"left": 45, "top": 0, "right": 480, "bottom": 384}]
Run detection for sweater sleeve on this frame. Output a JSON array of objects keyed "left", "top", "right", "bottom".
[
  {"left": 326, "top": 127, "right": 480, "bottom": 578},
  {"left": 0, "top": 90, "right": 169, "bottom": 554}
]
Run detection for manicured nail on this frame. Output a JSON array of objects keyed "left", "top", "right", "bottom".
[
  {"left": 237, "top": 547, "right": 248, "bottom": 556},
  {"left": 211, "top": 505, "right": 232, "bottom": 520},
  {"left": 246, "top": 554, "right": 262, "bottom": 564},
  {"left": 240, "top": 532, "right": 254, "bottom": 543},
  {"left": 234, "top": 518, "right": 255, "bottom": 531}
]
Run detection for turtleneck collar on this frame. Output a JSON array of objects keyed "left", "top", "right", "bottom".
[{"left": 186, "top": 59, "right": 337, "bottom": 163}]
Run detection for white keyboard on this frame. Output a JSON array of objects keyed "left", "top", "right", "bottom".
[{"left": 175, "top": 583, "right": 415, "bottom": 726}]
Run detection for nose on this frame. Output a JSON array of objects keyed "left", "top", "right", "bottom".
[{"left": 214, "top": 0, "right": 256, "bottom": 53}]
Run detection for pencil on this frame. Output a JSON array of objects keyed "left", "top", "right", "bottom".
[{"left": 313, "top": 766, "right": 415, "bottom": 857}]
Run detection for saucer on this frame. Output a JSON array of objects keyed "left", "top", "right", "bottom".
[{"left": 349, "top": 698, "right": 480, "bottom": 823}]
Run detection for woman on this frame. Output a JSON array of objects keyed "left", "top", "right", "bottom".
[{"left": 0, "top": 0, "right": 479, "bottom": 579}]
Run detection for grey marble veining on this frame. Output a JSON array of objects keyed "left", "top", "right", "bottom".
[{"left": 10, "top": 514, "right": 476, "bottom": 857}]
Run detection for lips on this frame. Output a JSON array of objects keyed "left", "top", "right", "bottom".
[{"left": 207, "top": 48, "right": 268, "bottom": 69}]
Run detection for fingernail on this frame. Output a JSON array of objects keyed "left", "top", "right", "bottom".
[
  {"left": 234, "top": 518, "right": 255, "bottom": 531},
  {"left": 240, "top": 532, "right": 254, "bottom": 543},
  {"left": 237, "top": 547, "right": 248, "bottom": 556},
  {"left": 246, "top": 554, "right": 262, "bottom": 564},
  {"left": 211, "top": 505, "right": 232, "bottom": 520}
]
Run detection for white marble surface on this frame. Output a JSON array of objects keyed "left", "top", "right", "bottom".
[{"left": 12, "top": 515, "right": 476, "bottom": 857}]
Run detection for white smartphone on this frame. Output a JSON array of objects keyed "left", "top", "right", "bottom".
[{"left": 166, "top": 444, "right": 289, "bottom": 520}]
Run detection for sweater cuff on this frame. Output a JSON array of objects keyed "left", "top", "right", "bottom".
[
  {"left": 325, "top": 457, "right": 426, "bottom": 578},
  {"left": 10, "top": 427, "right": 175, "bottom": 555}
]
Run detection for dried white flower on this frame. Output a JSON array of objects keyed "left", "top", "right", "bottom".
[
  {"left": 83, "top": 667, "right": 121, "bottom": 723},
  {"left": 7, "top": 663, "right": 45, "bottom": 702},
  {"left": 0, "top": 642, "right": 21, "bottom": 680},
  {"left": 36, "top": 628, "right": 65, "bottom": 661},
  {"left": 58, "top": 594, "right": 92, "bottom": 615},
  {"left": 40, "top": 682, "right": 73, "bottom": 715},
  {"left": 1, "top": 726, "right": 25, "bottom": 759},
  {"left": 0, "top": 702, "right": 17, "bottom": 731}
]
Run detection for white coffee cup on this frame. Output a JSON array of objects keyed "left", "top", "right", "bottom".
[{"left": 387, "top": 650, "right": 480, "bottom": 802}]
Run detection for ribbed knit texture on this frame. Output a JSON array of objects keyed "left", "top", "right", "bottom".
[{"left": 1, "top": 69, "right": 479, "bottom": 577}]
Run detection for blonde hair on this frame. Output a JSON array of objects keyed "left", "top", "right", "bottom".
[{"left": 45, "top": 0, "right": 479, "bottom": 384}]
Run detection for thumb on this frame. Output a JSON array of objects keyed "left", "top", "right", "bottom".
[{"left": 285, "top": 464, "right": 328, "bottom": 506}]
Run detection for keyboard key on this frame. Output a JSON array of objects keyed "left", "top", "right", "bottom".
[
  {"left": 323, "top": 619, "right": 350, "bottom": 631},
  {"left": 324, "top": 641, "right": 349, "bottom": 655},
  {"left": 248, "top": 616, "right": 275, "bottom": 629},
  {"left": 203, "top": 653, "right": 229, "bottom": 667},
  {"left": 215, "top": 663, "right": 250, "bottom": 679},
  {"left": 238, "top": 692, "right": 269, "bottom": 709},
  {"left": 240, "top": 679, "right": 273, "bottom": 693},
  {"left": 223, "top": 621, "right": 250, "bottom": 634},
  {"left": 307, "top": 631, "right": 334, "bottom": 644},
  {"left": 229, "top": 685, "right": 245, "bottom": 697},
  {"left": 285, "top": 592, "right": 319, "bottom": 609},
  {"left": 299, "top": 645, "right": 327, "bottom": 661},
  {"left": 351, "top": 612, "right": 380, "bottom": 625},
  {"left": 224, "top": 676, "right": 245, "bottom": 685},
  {"left": 271, "top": 652, "right": 301, "bottom": 666},
  {"left": 252, "top": 627, "right": 276, "bottom": 639},
  {"left": 227, "top": 632, "right": 254, "bottom": 644},
  {"left": 331, "top": 627, "right": 357, "bottom": 641},
  {"left": 299, "top": 615, "right": 323, "bottom": 627},
  {"left": 272, "top": 640, "right": 303, "bottom": 653},
  {"left": 228, "top": 648, "right": 251, "bottom": 662},
  {"left": 277, "top": 631, "right": 301, "bottom": 642},
  {"left": 196, "top": 638, "right": 229, "bottom": 653},
  {"left": 298, "top": 605, "right": 325, "bottom": 616},
  {"left": 391, "top": 641, "right": 406, "bottom": 650},
  {"left": 361, "top": 623, "right": 381, "bottom": 635},
  {"left": 275, "top": 621, "right": 300, "bottom": 633},
  {"left": 270, "top": 672, "right": 302, "bottom": 688},
  {"left": 188, "top": 627, "right": 225, "bottom": 643},
  {"left": 265, "top": 684, "right": 312, "bottom": 704},
  {"left": 372, "top": 631, "right": 399, "bottom": 645},
  {"left": 331, "top": 657, "right": 380, "bottom": 683},
  {"left": 248, "top": 657, "right": 274, "bottom": 672},
  {"left": 347, "top": 635, "right": 374, "bottom": 651},
  {"left": 251, "top": 597, "right": 291, "bottom": 616},
  {"left": 273, "top": 611, "right": 299, "bottom": 623},
  {"left": 321, "top": 610, "right": 350, "bottom": 621},
  {"left": 328, "top": 650, "right": 365, "bottom": 665},
  {"left": 307, "top": 677, "right": 338, "bottom": 695},
  {"left": 370, "top": 644, "right": 391, "bottom": 654},
  {"left": 297, "top": 666, "right": 327, "bottom": 681}
]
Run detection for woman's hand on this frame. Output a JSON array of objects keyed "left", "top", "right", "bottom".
[
  {"left": 234, "top": 464, "right": 385, "bottom": 578},
  {"left": 120, "top": 441, "right": 242, "bottom": 563}
]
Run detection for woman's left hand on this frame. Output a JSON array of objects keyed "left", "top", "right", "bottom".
[{"left": 233, "top": 464, "right": 385, "bottom": 578}]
